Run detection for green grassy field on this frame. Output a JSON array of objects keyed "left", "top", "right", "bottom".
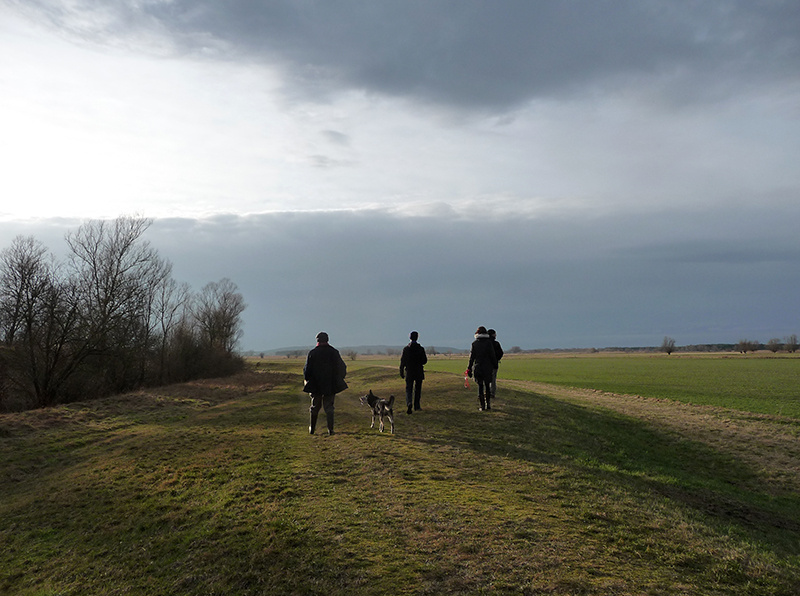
[
  {"left": 406, "top": 352, "right": 800, "bottom": 419},
  {"left": 2, "top": 359, "right": 799, "bottom": 595}
]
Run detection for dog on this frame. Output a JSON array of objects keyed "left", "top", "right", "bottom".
[{"left": 359, "top": 390, "right": 395, "bottom": 434}]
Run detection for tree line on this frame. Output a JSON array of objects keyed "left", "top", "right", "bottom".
[
  {"left": 661, "top": 335, "right": 799, "bottom": 355},
  {"left": 736, "top": 335, "right": 799, "bottom": 354},
  {"left": 0, "top": 217, "right": 246, "bottom": 411}
]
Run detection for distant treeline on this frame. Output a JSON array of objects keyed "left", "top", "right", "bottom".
[
  {"left": 528, "top": 345, "right": 738, "bottom": 354},
  {"left": 530, "top": 338, "right": 799, "bottom": 355},
  {"left": 252, "top": 337, "right": 800, "bottom": 360},
  {"left": 0, "top": 217, "right": 247, "bottom": 412}
]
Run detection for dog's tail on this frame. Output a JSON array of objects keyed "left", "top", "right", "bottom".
[{"left": 387, "top": 395, "right": 395, "bottom": 407}]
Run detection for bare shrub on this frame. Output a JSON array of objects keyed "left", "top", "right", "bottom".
[{"left": 784, "top": 334, "right": 798, "bottom": 353}]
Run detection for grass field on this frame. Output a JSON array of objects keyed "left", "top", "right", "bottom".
[
  {"left": 2, "top": 357, "right": 799, "bottom": 595},
  {"left": 404, "top": 352, "right": 800, "bottom": 419}
]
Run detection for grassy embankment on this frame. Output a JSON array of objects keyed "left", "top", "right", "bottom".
[{"left": 1, "top": 355, "right": 799, "bottom": 595}]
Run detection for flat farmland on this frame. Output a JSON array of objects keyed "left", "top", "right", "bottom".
[{"left": 409, "top": 352, "right": 800, "bottom": 418}]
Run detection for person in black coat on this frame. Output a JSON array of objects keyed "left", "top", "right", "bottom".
[
  {"left": 303, "top": 331, "right": 347, "bottom": 435},
  {"left": 467, "top": 326, "right": 498, "bottom": 411},
  {"left": 488, "top": 328, "right": 504, "bottom": 401},
  {"left": 400, "top": 330, "right": 428, "bottom": 414}
]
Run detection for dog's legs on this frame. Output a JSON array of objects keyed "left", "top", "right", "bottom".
[
  {"left": 370, "top": 414, "right": 376, "bottom": 429},
  {"left": 379, "top": 414, "right": 385, "bottom": 432},
  {"left": 388, "top": 413, "right": 394, "bottom": 434}
]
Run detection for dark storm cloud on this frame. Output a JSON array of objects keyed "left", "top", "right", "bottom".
[
  {"left": 137, "top": 206, "right": 800, "bottom": 351},
  {"left": 2, "top": 206, "right": 798, "bottom": 351},
  {"left": 14, "top": 0, "right": 800, "bottom": 111}
]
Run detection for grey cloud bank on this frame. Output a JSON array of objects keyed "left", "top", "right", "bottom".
[
  {"left": 159, "top": 209, "right": 800, "bottom": 351},
  {"left": 5, "top": 205, "right": 795, "bottom": 352},
  {"left": 16, "top": 1, "right": 800, "bottom": 110}
]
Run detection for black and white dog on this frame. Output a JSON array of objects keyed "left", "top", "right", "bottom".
[{"left": 359, "top": 390, "right": 395, "bottom": 434}]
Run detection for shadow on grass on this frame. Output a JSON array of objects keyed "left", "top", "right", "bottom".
[
  {"left": 397, "top": 373, "right": 800, "bottom": 558},
  {"left": 4, "top": 362, "right": 800, "bottom": 595}
]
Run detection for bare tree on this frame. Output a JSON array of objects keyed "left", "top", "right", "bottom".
[
  {"left": 152, "top": 276, "right": 192, "bottom": 383},
  {"left": 784, "top": 334, "right": 799, "bottom": 353},
  {"left": 66, "top": 216, "right": 169, "bottom": 392},
  {"left": 0, "top": 236, "right": 51, "bottom": 345},
  {"left": 660, "top": 336, "right": 677, "bottom": 355},
  {"left": 66, "top": 218, "right": 159, "bottom": 341},
  {"left": 766, "top": 338, "right": 782, "bottom": 353},
  {"left": 193, "top": 278, "right": 246, "bottom": 354},
  {"left": 736, "top": 339, "right": 760, "bottom": 354},
  {"left": 0, "top": 237, "right": 83, "bottom": 407}
]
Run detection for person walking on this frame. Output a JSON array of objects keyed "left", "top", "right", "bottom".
[
  {"left": 303, "top": 331, "right": 348, "bottom": 435},
  {"left": 400, "top": 330, "right": 428, "bottom": 414},
  {"left": 488, "top": 328, "right": 504, "bottom": 402},
  {"left": 467, "top": 326, "right": 498, "bottom": 411}
]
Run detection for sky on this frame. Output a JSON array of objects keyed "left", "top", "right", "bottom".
[{"left": 1, "top": 0, "right": 799, "bottom": 352}]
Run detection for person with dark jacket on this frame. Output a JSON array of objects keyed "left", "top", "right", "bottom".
[
  {"left": 467, "top": 326, "right": 498, "bottom": 411},
  {"left": 303, "top": 331, "right": 347, "bottom": 435},
  {"left": 400, "top": 330, "right": 428, "bottom": 414},
  {"left": 488, "top": 328, "right": 504, "bottom": 401}
]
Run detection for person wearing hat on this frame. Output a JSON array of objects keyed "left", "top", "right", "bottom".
[
  {"left": 467, "top": 326, "right": 498, "bottom": 411},
  {"left": 302, "top": 331, "right": 348, "bottom": 435},
  {"left": 400, "top": 330, "right": 428, "bottom": 414}
]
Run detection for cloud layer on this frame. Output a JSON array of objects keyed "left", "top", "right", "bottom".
[
  {"left": 6, "top": 204, "right": 795, "bottom": 351},
  {"left": 2, "top": 1, "right": 799, "bottom": 349},
  {"left": 15, "top": 0, "right": 800, "bottom": 110}
]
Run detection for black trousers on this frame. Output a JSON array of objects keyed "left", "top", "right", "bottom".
[{"left": 405, "top": 377, "right": 423, "bottom": 409}]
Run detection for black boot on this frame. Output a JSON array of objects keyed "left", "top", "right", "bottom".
[
  {"left": 309, "top": 410, "right": 318, "bottom": 434},
  {"left": 326, "top": 411, "right": 335, "bottom": 436}
]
